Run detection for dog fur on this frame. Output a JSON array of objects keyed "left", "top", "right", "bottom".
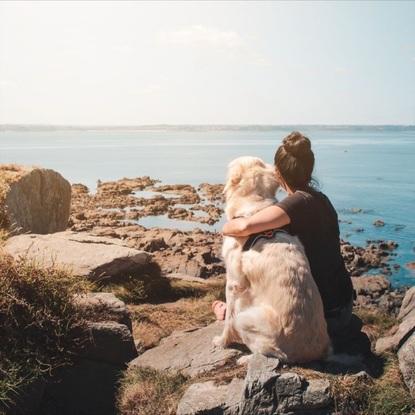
[{"left": 213, "top": 156, "right": 331, "bottom": 363}]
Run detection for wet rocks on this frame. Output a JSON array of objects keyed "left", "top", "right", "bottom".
[
  {"left": 0, "top": 164, "right": 71, "bottom": 234},
  {"left": 373, "top": 219, "right": 385, "bottom": 227},
  {"left": 4, "top": 231, "right": 150, "bottom": 282}
]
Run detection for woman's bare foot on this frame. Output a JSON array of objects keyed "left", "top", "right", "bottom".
[{"left": 212, "top": 300, "right": 227, "bottom": 321}]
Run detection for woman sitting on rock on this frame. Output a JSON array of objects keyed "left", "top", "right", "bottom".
[{"left": 213, "top": 131, "right": 356, "bottom": 345}]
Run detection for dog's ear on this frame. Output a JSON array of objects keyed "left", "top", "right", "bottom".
[{"left": 224, "top": 161, "right": 243, "bottom": 196}]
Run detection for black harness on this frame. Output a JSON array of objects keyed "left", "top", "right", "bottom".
[{"left": 242, "top": 228, "right": 290, "bottom": 251}]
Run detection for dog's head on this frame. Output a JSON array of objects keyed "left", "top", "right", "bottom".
[{"left": 224, "top": 156, "right": 279, "bottom": 201}]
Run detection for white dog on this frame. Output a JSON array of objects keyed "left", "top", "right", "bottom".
[{"left": 213, "top": 156, "right": 331, "bottom": 363}]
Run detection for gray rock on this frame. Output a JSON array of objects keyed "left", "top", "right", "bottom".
[
  {"left": 302, "top": 379, "right": 332, "bottom": 409},
  {"left": 84, "top": 321, "right": 137, "bottom": 365},
  {"left": 74, "top": 292, "right": 133, "bottom": 330},
  {"left": 398, "top": 287, "right": 415, "bottom": 321},
  {"left": 274, "top": 373, "right": 303, "bottom": 412},
  {"left": 0, "top": 165, "right": 71, "bottom": 234},
  {"left": 398, "top": 332, "right": 415, "bottom": 398},
  {"left": 5, "top": 231, "right": 150, "bottom": 281},
  {"left": 177, "top": 378, "right": 244, "bottom": 415},
  {"left": 130, "top": 322, "right": 242, "bottom": 377},
  {"left": 377, "top": 287, "right": 415, "bottom": 354},
  {"left": 239, "top": 354, "right": 332, "bottom": 414},
  {"left": 239, "top": 353, "right": 280, "bottom": 415}
]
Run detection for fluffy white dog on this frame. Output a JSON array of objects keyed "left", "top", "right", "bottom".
[{"left": 213, "top": 156, "right": 331, "bottom": 363}]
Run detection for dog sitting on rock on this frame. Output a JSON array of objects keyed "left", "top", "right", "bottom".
[{"left": 213, "top": 156, "right": 331, "bottom": 363}]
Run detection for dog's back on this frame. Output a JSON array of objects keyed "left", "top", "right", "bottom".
[{"left": 231, "top": 232, "right": 331, "bottom": 363}]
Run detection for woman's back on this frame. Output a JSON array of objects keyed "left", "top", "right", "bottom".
[{"left": 276, "top": 188, "right": 353, "bottom": 312}]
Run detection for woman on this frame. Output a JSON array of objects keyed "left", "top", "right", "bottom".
[{"left": 213, "top": 131, "right": 355, "bottom": 338}]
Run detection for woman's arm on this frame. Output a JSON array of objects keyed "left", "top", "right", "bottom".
[{"left": 222, "top": 205, "right": 290, "bottom": 237}]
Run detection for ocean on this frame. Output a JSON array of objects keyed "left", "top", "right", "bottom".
[{"left": 0, "top": 126, "right": 414, "bottom": 287}]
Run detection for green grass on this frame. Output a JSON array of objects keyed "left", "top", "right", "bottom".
[{"left": 0, "top": 254, "right": 91, "bottom": 410}]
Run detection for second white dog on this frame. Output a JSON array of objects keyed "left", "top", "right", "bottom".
[{"left": 213, "top": 156, "right": 331, "bottom": 363}]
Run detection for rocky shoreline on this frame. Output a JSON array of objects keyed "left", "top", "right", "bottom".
[{"left": 1, "top": 166, "right": 414, "bottom": 415}]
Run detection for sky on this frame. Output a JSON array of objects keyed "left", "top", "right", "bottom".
[{"left": 0, "top": 1, "right": 414, "bottom": 125}]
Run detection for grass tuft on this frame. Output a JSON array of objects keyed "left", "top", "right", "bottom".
[
  {"left": 117, "top": 367, "right": 188, "bottom": 415},
  {"left": 0, "top": 253, "right": 91, "bottom": 410}
]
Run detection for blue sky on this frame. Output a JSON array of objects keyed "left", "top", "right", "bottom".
[{"left": 0, "top": 1, "right": 414, "bottom": 124}]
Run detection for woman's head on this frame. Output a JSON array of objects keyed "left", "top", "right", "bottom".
[{"left": 274, "top": 131, "right": 315, "bottom": 190}]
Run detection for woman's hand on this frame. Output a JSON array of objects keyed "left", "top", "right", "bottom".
[
  {"left": 222, "top": 205, "right": 291, "bottom": 237},
  {"left": 222, "top": 217, "right": 250, "bottom": 236}
]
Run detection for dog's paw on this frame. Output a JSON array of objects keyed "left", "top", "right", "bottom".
[{"left": 212, "top": 335, "right": 225, "bottom": 348}]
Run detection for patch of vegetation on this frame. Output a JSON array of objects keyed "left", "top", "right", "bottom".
[
  {"left": 117, "top": 367, "right": 188, "bottom": 415},
  {"left": 331, "top": 355, "right": 414, "bottom": 415},
  {"left": 0, "top": 254, "right": 91, "bottom": 411},
  {"left": 129, "top": 278, "right": 224, "bottom": 349},
  {"left": 355, "top": 308, "right": 397, "bottom": 337}
]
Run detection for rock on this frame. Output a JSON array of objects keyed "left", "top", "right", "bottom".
[
  {"left": 376, "top": 287, "right": 415, "bottom": 354},
  {"left": 129, "top": 322, "right": 242, "bottom": 377},
  {"left": 0, "top": 164, "right": 71, "bottom": 234},
  {"left": 74, "top": 292, "right": 133, "bottom": 331},
  {"left": 40, "top": 359, "right": 122, "bottom": 415},
  {"left": 239, "top": 354, "right": 333, "bottom": 414},
  {"left": 177, "top": 378, "right": 244, "bottom": 415},
  {"left": 302, "top": 379, "right": 332, "bottom": 409},
  {"left": 352, "top": 275, "right": 391, "bottom": 297},
  {"left": 4, "top": 231, "right": 150, "bottom": 281},
  {"left": 398, "top": 287, "right": 415, "bottom": 321},
  {"left": 373, "top": 219, "right": 385, "bottom": 227},
  {"left": 84, "top": 321, "right": 137, "bottom": 365},
  {"left": 39, "top": 292, "right": 136, "bottom": 415},
  {"left": 405, "top": 262, "right": 415, "bottom": 271},
  {"left": 166, "top": 273, "right": 209, "bottom": 284},
  {"left": 398, "top": 332, "right": 415, "bottom": 398}
]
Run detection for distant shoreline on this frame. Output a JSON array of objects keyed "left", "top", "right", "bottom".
[{"left": 1, "top": 124, "right": 415, "bottom": 132}]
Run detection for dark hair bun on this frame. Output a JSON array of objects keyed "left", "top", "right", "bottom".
[{"left": 282, "top": 131, "right": 312, "bottom": 158}]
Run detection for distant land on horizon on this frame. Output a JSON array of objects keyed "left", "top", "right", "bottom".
[{"left": 1, "top": 124, "right": 415, "bottom": 132}]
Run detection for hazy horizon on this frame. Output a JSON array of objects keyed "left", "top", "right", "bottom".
[{"left": 1, "top": 1, "right": 414, "bottom": 125}]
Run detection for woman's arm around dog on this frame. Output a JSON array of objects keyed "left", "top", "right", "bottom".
[{"left": 222, "top": 205, "right": 290, "bottom": 237}]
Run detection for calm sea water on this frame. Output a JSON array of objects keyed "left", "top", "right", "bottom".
[{"left": 0, "top": 126, "right": 414, "bottom": 287}]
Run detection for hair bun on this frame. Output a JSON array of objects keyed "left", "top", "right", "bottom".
[{"left": 282, "top": 131, "right": 312, "bottom": 158}]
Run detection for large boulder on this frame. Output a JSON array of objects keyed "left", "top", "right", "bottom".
[
  {"left": 4, "top": 231, "right": 150, "bottom": 281},
  {"left": 376, "top": 287, "right": 415, "bottom": 354},
  {"left": 0, "top": 164, "right": 71, "bottom": 234},
  {"left": 129, "top": 322, "right": 243, "bottom": 378},
  {"left": 398, "top": 332, "right": 415, "bottom": 398},
  {"left": 398, "top": 286, "right": 415, "bottom": 321}
]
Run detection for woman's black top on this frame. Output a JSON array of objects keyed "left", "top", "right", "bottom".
[{"left": 276, "top": 188, "right": 353, "bottom": 313}]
